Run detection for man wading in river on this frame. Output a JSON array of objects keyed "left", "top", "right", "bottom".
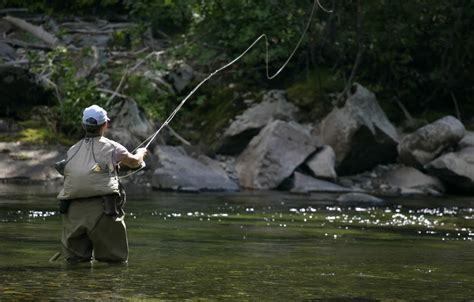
[{"left": 56, "top": 105, "right": 147, "bottom": 264}]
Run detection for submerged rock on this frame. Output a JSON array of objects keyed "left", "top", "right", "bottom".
[
  {"left": 398, "top": 116, "right": 465, "bottom": 168},
  {"left": 289, "top": 172, "right": 353, "bottom": 194},
  {"left": 216, "top": 90, "right": 299, "bottom": 155},
  {"left": 381, "top": 166, "right": 445, "bottom": 196},
  {"left": 236, "top": 120, "right": 318, "bottom": 189},
  {"left": 336, "top": 192, "right": 385, "bottom": 207},
  {"left": 305, "top": 145, "right": 337, "bottom": 180},
  {"left": 151, "top": 145, "right": 238, "bottom": 192},
  {"left": 320, "top": 83, "right": 399, "bottom": 175},
  {"left": 425, "top": 147, "right": 474, "bottom": 193}
]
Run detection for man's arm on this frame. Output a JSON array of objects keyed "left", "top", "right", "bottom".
[{"left": 120, "top": 148, "right": 148, "bottom": 168}]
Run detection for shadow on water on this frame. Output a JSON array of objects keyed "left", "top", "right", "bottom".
[{"left": 0, "top": 183, "right": 473, "bottom": 300}]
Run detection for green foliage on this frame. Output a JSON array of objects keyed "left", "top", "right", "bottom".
[
  {"left": 182, "top": 0, "right": 311, "bottom": 82},
  {"left": 174, "top": 84, "right": 249, "bottom": 147},
  {"left": 0, "top": 120, "right": 74, "bottom": 145},
  {"left": 331, "top": 0, "right": 474, "bottom": 115},
  {"left": 5, "top": 0, "right": 473, "bottom": 144},
  {"left": 123, "top": 0, "right": 194, "bottom": 30},
  {"left": 124, "top": 75, "right": 170, "bottom": 121},
  {"left": 287, "top": 69, "right": 343, "bottom": 120},
  {"left": 31, "top": 47, "right": 106, "bottom": 137},
  {"left": 0, "top": 0, "right": 122, "bottom": 14}
]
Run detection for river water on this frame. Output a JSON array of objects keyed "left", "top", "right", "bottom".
[{"left": 0, "top": 183, "right": 473, "bottom": 301}]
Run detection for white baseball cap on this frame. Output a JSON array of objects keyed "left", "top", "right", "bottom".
[{"left": 82, "top": 105, "right": 110, "bottom": 125}]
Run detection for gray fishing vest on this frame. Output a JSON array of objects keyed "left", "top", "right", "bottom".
[{"left": 57, "top": 136, "right": 120, "bottom": 200}]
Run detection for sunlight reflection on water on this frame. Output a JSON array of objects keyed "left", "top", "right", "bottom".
[{"left": 1, "top": 186, "right": 474, "bottom": 300}]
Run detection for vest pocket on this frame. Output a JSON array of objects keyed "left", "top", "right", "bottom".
[{"left": 102, "top": 194, "right": 123, "bottom": 217}]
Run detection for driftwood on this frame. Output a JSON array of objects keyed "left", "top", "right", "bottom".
[
  {"left": 0, "top": 38, "right": 51, "bottom": 50},
  {"left": 107, "top": 51, "right": 164, "bottom": 105},
  {"left": 96, "top": 87, "right": 127, "bottom": 99},
  {"left": 38, "top": 75, "right": 61, "bottom": 102},
  {"left": 0, "top": 8, "right": 28, "bottom": 15},
  {"left": 393, "top": 96, "right": 414, "bottom": 123},
  {"left": 64, "top": 29, "right": 113, "bottom": 35},
  {"left": 166, "top": 125, "right": 191, "bottom": 146},
  {"left": 3, "top": 15, "right": 58, "bottom": 46},
  {"left": 0, "top": 59, "right": 29, "bottom": 66},
  {"left": 451, "top": 93, "right": 461, "bottom": 121}
]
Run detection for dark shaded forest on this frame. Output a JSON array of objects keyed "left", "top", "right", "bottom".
[{"left": 0, "top": 0, "right": 473, "bottom": 141}]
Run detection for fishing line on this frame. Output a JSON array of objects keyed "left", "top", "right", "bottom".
[{"left": 120, "top": 0, "right": 332, "bottom": 179}]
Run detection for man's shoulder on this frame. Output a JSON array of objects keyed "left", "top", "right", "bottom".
[
  {"left": 68, "top": 139, "right": 83, "bottom": 151},
  {"left": 100, "top": 136, "right": 128, "bottom": 152}
]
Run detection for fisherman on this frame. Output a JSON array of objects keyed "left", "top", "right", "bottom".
[{"left": 57, "top": 105, "right": 147, "bottom": 264}]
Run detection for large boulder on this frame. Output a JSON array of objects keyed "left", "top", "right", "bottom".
[
  {"left": 151, "top": 145, "right": 238, "bottom": 192},
  {"left": 425, "top": 147, "right": 474, "bottom": 192},
  {"left": 0, "top": 142, "right": 64, "bottom": 181},
  {"left": 398, "top": 116, "right": 465, "bottom": 168},
  {"left": 216, "top": 90, "right": 299, "bottom": 155},
  {"left": 289, "top": 172, "right": 353, "bottom": 194},
  {"left": 107, "top": 99, "right": 159, "bottom": 150},
  {"left": 305, "top": 145, "right": 337, "bottom": 180},
  {"left": 381, "top": 166, "right": 445, "bottom": 195},
  {"left": 320, "top": 83, "right": 399, "bottom": 175},
  {"left": 236, "top": 120, "right": 319, "bottom": 189},
  {"left": 457, "top": 130, "right": 474, "bottom": 149}
]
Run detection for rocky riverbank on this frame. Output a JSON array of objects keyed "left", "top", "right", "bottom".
[
  {"left": 2, "top": 83, "right": 473, "bottom": 203},
  {"left": 1, "top": 12, "right": 473, "bottom": 202}
]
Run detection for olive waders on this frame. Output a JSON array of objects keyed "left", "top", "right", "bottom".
[{"left": 61, "top": 195, "right": 128, "bottom": 263}]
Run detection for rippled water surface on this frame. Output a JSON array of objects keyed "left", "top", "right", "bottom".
[{"left": 0, "top": 184, "right": 473, "bottom": 300}]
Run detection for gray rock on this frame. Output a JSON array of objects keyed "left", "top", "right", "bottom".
[
  {"left": 74, "top": 46, "right": 104, "bottom": 78},
  {"left": 320, "top": 83, "right": 399, "bottom": 175},
  {"left": 425, "top": 147, "right": 474, "bottom": 192},
  {"left": 0, "top": 41, "right": 16, "bottom": 60},
  {"left": 151, "top": 145, "right": 238, "bottom": 192},
  {"left": 107, "top": 99, "right": 158, "bottom": 150},
  {"left": 398, "top": 116, "right": 465, "bottom": 168},
  {"left": 336, "top": 193, "right": 385, "bottom": 207},
  {"left": 305, "top": 145, "right": 337, "bottom": 180},
  {"left": 458, "top": 130, "right": 474, "bottom": 149},
  {"left": 165, "top": 61, "right": 194, "bottom": 93},
  {"left": 290, "top": 172, "right": 353, "bottom": 194},
  {"left": 382, "top": 166, "right": 445, "bottom": 195},
  {"left": 72, "top": 34, "right": 111, "bottom": 49},
  {"left": 236, "top": 120, "right": 319, "bottom": 189},
  {"left": 0, "top": 142, "right": 64, "bottom": 181},
  {"left": 217, "top": 90, "right": 299, "bottom": 155}
]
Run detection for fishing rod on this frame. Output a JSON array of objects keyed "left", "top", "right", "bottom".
[{"left": 119, "top": 0, "right": 333, "bottom": 179}]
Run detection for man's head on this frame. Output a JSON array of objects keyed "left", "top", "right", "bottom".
[{"left": 82, "top": 105, "right": 110, "bottom": 136}]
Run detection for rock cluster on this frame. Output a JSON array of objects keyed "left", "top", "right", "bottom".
[{"left": 0, "top": 12, "right": 472, "bottom": 198}]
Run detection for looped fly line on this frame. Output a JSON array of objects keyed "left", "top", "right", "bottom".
[{"left": 120, "top": 0, "right": 332, "bottom": 179}]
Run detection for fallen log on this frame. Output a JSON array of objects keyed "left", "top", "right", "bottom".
[
  {"left": 4, "top": 15, "right": 58, "bottom": 46},
  {"left": 0, "top": 59, "right": 29, "bottom": 66},
  {"left": 0, "top": 38, "right": 52, "bottom": 50},
  {"left": 0, "top": 8, "right": 28, "bottom": 15}
]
